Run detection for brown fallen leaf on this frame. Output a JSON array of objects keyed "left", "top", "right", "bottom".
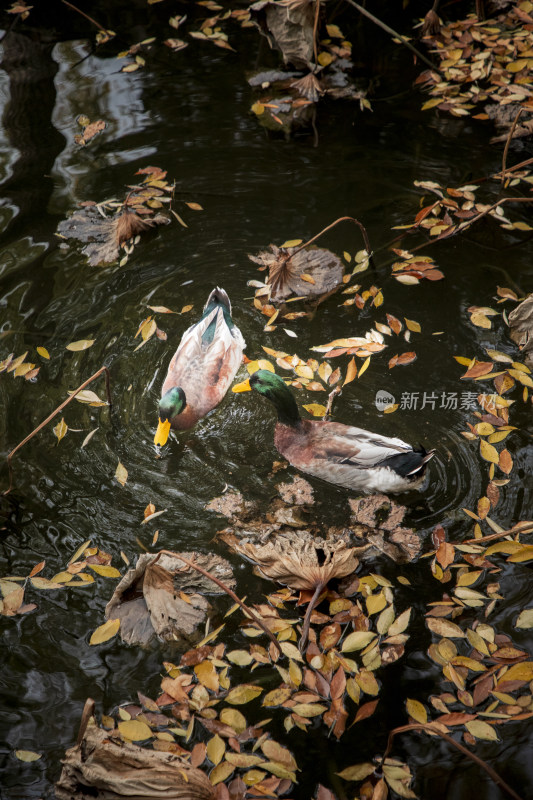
[{"left": 105, "top": 551, "right": 235, "bottom": 647}]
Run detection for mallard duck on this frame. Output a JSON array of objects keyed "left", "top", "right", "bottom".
[
  {"left": 154, "top": 288, "right": 245, "bottom": 446},
  {"left": 234, "top": 370, "right": 434, "bottom": 494}
]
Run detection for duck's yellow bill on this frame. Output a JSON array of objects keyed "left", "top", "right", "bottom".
[
  {"left": 154, "top": 418, "right": 171, "bottom": 446},
  {"left": 232, "top": 378, "right": 251, "bottom": 393}
]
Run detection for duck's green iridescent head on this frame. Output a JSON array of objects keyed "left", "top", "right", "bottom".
[
  {"left": 249, "top": 370, "right": 301, "bottom": 426},
  {"left": 154, "top": 387, "right": 186, "bottom": 446}
]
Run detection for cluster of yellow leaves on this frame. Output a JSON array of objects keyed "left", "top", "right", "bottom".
[
  {"left": 0, "top": 351, "right": 40, "bottom": 382},
  {"left": 0, "top": 541, "right": 122, "bottom": 621}
]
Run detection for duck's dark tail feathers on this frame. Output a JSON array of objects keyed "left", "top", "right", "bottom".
[
  {"left": 203, "top": 287, "right": 231, "bottom": 316},
  {"left": 406, "top": 446, "right": 436, "bottom": 476},
  {"left": 380, "top": 446, "right": 435, "bottom": 478}
]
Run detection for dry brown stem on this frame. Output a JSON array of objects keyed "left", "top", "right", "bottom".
[
  {"left": 346, "top": 0, "right": 443, "bottom": 74},
  {"left": 292, "top": 215, "right": 374, "bottom": 267},
  {"left": 3, "top": 366, "right": 112, "bottom": 496},
  {"left": 501, "top": 108, "right": 524, "bottom": 188}
]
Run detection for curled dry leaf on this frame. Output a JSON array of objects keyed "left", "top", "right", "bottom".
[
  {"left": 105, "top": 552, "right": 235, "bottom": 647},
  {"left": 249, "top": 0, "right": 315, "bottom": 69},
  {"left": 221, "top": 529, "right": 359, "bottom": 592},
  {"left": 508, "top": 293, "right": 533, "bottom": 368},
  {"left": 58, "top": 206, "right": 169, "bottom": 266},
  {"left": 55, "top": 714, "right": 215, "bottom": 800},
  {"left": 249, "top": 244, "right": 344, "bottom": 303}
]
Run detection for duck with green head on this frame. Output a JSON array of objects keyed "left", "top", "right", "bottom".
[
  {"left": 234, "top": 369, "right": 434, "bottom": 494},
  {"left": 154, "top": 288, "right": 245, "bottom": 446}
]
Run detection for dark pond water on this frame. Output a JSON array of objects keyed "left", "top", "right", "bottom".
[{"left": 1, "top": 4, "right": 532, "bottom": 799}]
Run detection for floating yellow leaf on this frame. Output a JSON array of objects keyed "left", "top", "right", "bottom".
[
  {"left": 479, "top": 440, "right": 499, "bottom": 464},
  {"left": 66, "top": 339, "right": 95, "bottom": 351},
  {"left": 404, "top": 318, "right": 421, "bottom": 333},
  {"left": 465, "top": 720, "right": 499, "bottom": 742},
  {"left": 426, "top": 618, "right": 465, "bottom": 638},
  {"left": 406, "top": 698, "right": 427, "bottom": 724},
  {"left": 337, "top": 763, "right": 375, "bottom": 781},
  {"left": 219, "top": 708, "right": 247, "bottom": 733},
  {"left": 118, "top": 718, "right": 153, "bottom": 741},
  {"left": 89, "top": 564, "right": 121, "bottom": 578},
  {"left": 290, "top": 703, "right": 327, "bottom": 717},
  {"left": 251, "top": 101, "right": 265, "bottom": 116},
  {"left": 341, "top": 631, "right": 376, "bottom": 652},
  {"left": 185, "top": 202, "right": 203, "bottom": 211},
  {"left": 516, "top": 609, "right": 533, "bottom": 629},
  {"left": 247, "top": 359, "right": 274, "bottom": 375},
  {"left": 209, "top": 761, "right": 235, "bottom": 785},
  {"left": 53, "top": 418, "right": 68, "bottom": 443},
  {"left": 280, "top": 239, "right": 302, "bottom": 248},
  {"left": 90, "top": 618, "right": 121, "bottom": 645},
  {"left": 36, "top": 346, "right": 50, "bottom": 359},
  {"left": 358, "top": 356, "right": 370, "bottom": 378},
  {"left": 115, "top": 461, "right": 128, "bottom": 486},
  {"left": 195, "top": 660, "right": 219, "bottom": 692},
  {"left": 303, "top": 403, "right": 327, "bottom": 417},
  {"left": 206, "top": 734, "right": 225, "bottom": 766},
  {"left": 318, "top": 51, "right": 333, "bottom": 67},
  {"left": 15, "top": 750, "right": 42, "bottom": 762},
  {"left": 225, "top": 684, "right": 263, "bottom": 705}
]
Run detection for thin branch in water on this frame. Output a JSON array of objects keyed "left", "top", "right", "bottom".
[
  {"left": 3, "top": 366, "right": 112, "bottom": 496},
  {"left": 76, "top": 698, "right": 96, "bottom": 746},
  {"left": 382, "top": 722, "right": 524, "bottom": 800},
  {"left": 345, "top": 0, "right": 443, "bottom": 75},
  {"left": 155, "top": 549, "right": 282, "bottom": 655},
  {"left": 464, "top": 520, "right": 533, "bottom": 545},
  {"left": 299, "top": 581, "right": 325, "bottom": 652},
  {"left": 312, "top": 0, "right": 321, "bottom": 66},
  {"left": 61, "top": 0, "right": 110, "bottom": 34},
  {"left": 501, "top": 108, "right": 524, "bottom": 188}
]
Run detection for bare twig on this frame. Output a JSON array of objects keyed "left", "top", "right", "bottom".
[
  {"left": 501, "top": 108, "right": 524, "bottom": 188},
  {"left": 61, "top": 0, "right": 110, "bottom": 35},
  {"left": 312, "top": 0, "right": 321, "bottom": 66},
  {"left": 299, "top": 581, "right": 325, "bottom": 652},
  {"left": 156, "top": 550, "right": 282, "bottom": 655},
  {"left": 291, "top": 215, "right": 375, "bottom": 268},
  {"left": 382, "top": 722, "right": 523, "bottom": 800},
  {"left": 76, "top": 698, "right": 96, "bottom": 746},
  {"left": 346, "top": 0, "right": 443, "bottom": 75},
  {"left": 464, "top": 521, "right": 533, "bottom": 545},
  {"left": 3, "top": 366, "right": 112, "bottom": 496}
]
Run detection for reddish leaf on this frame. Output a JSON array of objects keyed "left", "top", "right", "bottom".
[
  {"left": 436, "top": 541, "right": 455, "bottom": 569},
  {"left": 353, "top": 699, "right": 379, "bottom": 724}
]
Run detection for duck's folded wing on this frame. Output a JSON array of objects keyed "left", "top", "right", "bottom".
[{"left": 310, "top": 422, "right": 413, "bottom": 468}]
